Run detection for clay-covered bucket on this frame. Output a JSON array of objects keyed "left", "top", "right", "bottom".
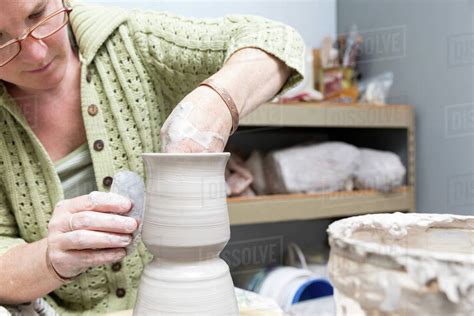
[{"left": 327, "top": 212, "right": 474, "bottom": 315}]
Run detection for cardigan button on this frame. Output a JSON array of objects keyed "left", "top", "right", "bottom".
[
  {"left": 103, "top": 176, "right": 113, "bottom": 187},
  {"left": 116, "top": 288, "right": 126, "bottom": 298},
  {"left": 111, "top": 262, "right": 122, "bottom": 272},
  {"left": 87, "top": 104, "right": 98, "bottom": 116},
  {"left": 86, "top": 69, "right": 92, "bottom": 83},
  {"left": 93, "top": 140, "right": 104, "bottom": 151}
]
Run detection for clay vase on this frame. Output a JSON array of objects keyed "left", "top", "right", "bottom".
[{"left": 134, "top": 153, "right": 239, "bottom": 315}]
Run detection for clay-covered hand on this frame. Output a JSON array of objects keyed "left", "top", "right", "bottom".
[
  {"left": 46, "top": 191, "right": 138, "bottom": 279},
  {"left": 160, "top": 85, "right": 233, "bottom": 153}
]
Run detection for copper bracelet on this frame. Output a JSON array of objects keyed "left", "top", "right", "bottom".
[{"left": 199, "top": 78, "right": 239, "bottom": 135}]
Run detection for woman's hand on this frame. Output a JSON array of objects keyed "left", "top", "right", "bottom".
[
  {"left": 46, "top": 191, "right": 138, "bottom": 279},
  {"left": 160, "top": 85, "right": 233, "bottom": 153}
]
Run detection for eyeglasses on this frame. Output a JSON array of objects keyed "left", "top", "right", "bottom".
[{"left": 0, "top": 7, "right": 72, "bottom": 67}]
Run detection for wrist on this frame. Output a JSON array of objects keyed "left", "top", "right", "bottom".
[
  {"left": 198, "top": 78, "right": 240, "bottom": 135},
  {"left": 194, "top": 85, "right": 232, "bottom": 134}
]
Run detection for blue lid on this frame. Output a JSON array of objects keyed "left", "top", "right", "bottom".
[{"left": 291, "top": 278, "right": 334, "bottom": 304}]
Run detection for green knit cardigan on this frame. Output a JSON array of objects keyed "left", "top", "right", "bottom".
[{"left": 0, "top": 0, "right": 304, "bottom": 314}]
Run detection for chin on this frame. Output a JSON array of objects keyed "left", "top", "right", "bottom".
[{"left": 23, "top": 58, "right": 67, "bottom": 91}]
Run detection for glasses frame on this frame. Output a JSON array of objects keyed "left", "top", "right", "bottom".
[{"left": 0, "top": 7, "right": 73, "bottom": 67}]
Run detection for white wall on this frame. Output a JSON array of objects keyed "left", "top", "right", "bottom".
[
  {"left": 81, "top": 0, "right": 336, "bottom": 49},
  {"left": 338, "top": 0, "right": 474, "bottom": 216}
]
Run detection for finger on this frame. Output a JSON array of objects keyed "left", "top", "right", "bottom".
[
  {"left": 64, "top": 248, "right": 127, "bottom": 269},
  {"left": 57, "top": 191, "right": 132, "bottom": 214},
  {"left": 59, "top": 230, "right": 132, "bottom": 250},
  {"left": 70, "top": 211, "right": 138, "bottom": 234}
]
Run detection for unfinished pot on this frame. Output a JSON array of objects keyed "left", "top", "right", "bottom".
[
  {"left": 134, "top": 153, "right": 239, "bottom": 315},
  {"left": 328, "top": 212, "right": 474, "bottom": 315}
]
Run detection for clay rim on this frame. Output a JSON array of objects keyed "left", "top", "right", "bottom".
[{"left": 327, "top": 212, "right": 474, "bottom": 265}]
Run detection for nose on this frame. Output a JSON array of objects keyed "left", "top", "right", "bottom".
[{"left": 17, "top": 35, "right": 48, "bottom": 65}]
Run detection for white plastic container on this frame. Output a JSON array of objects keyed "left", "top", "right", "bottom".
[{"left": 252, "top": 267, "right": 333, "bottom": 311}]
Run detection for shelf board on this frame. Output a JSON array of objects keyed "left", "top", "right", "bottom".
[
  {"left": 239, "top": 102, "right": 413, "bottom": 129},
  {"left": 227, "top": 186, "right": 414, "bottom": 225}
]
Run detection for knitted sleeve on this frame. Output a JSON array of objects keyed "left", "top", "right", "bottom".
[
  {"left": 0, "top": 189, "right": 25, "bottom": 256},
  {"left": 127, "top": 11, "right": 305, "bottom": 106}
]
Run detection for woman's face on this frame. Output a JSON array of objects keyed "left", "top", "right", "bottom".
[{"left": 0, "top": 0, "right": 72, "bottom": 92}]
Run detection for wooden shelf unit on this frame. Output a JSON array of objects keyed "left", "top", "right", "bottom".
[
  {"left": 227, "top": 102, "right": 416, "bottom": 226},
  {"left": 228, "top": 186, "right": 414, "bottom": 225},
  {"left": 239, "top": 102, "right": 413, "bottom": 128}
]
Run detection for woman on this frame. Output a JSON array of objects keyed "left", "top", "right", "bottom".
[{"left": 0, "top": 0, "right": 304, "bottom": 314}]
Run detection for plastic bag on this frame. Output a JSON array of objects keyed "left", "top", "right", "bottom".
[
  {"left": 354, "top": 148, "right": 406, "bottom": 192},
  {"left": 359, "top": 72, "right": 394, "bottom": 105},
  {"left": 265, "top": 142, "right": 360, "bottom": 194}
]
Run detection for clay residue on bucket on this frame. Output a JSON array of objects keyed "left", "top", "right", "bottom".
[
  {"left": 327, "top": 212, "right": 474, "bottom": 314},
  {"left": 333, "top": 212, "right": 474, "bottom": 254}
]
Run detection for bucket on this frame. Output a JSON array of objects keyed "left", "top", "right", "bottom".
[
  {"left": 327, "top": 212, "right": 474, "bottom": 315},
  {"left": 248, "top": 267, "right": 333, "bottom": 311}
]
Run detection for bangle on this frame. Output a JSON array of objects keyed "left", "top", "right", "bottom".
[
  {"left": 199, "top": 78, "right": 239, "bottom": 135},
  {"left": 45, "top": 246, "right": 75, "bottom": 283}
]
